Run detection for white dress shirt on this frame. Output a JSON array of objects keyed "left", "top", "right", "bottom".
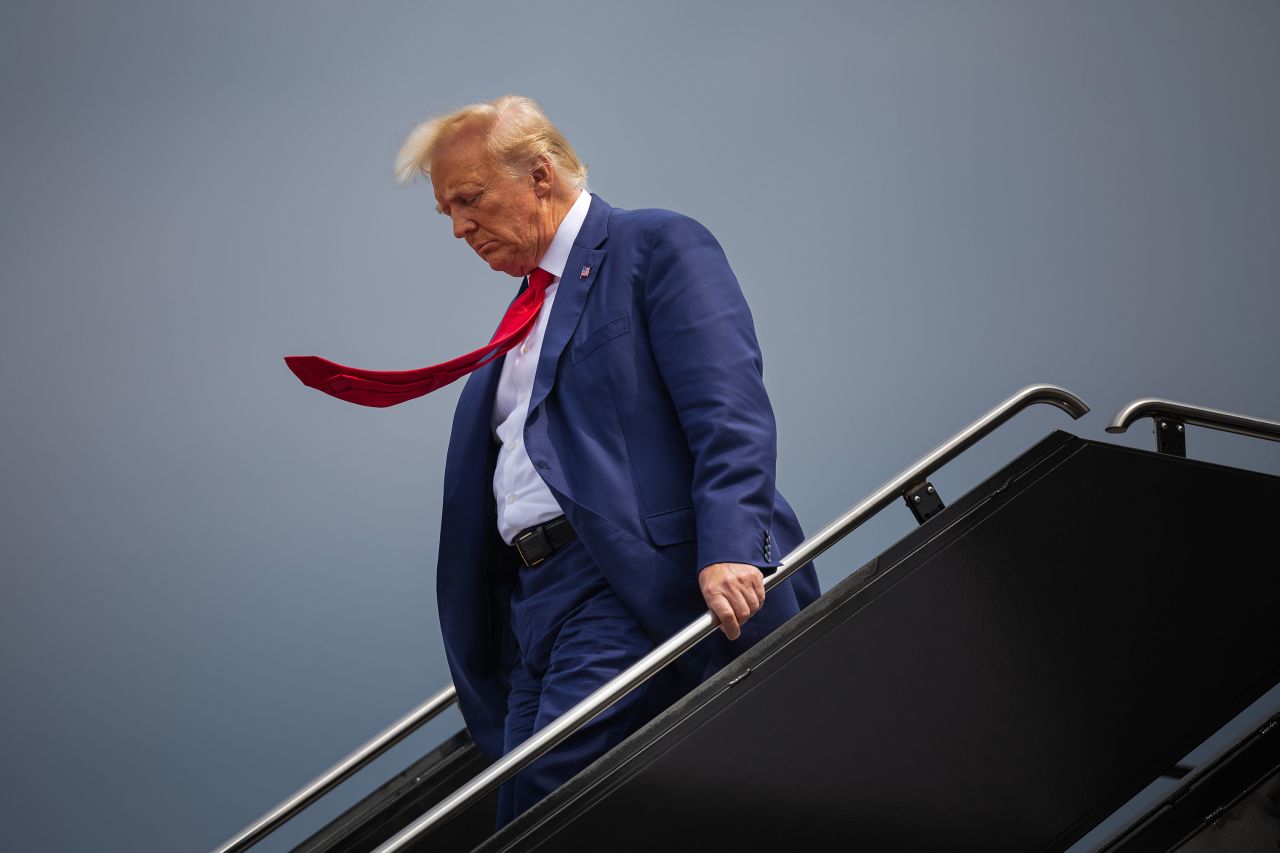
[{"left": 492, "top": 189, "right": 592, "bottom": 544}]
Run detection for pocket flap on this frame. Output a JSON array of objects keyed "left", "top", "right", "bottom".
[
  {"left": 571, "top": 315, "right": 630, "bottom": 363},
  {"left": 643, "top": 506, "right": 696, "bottom": 546}
]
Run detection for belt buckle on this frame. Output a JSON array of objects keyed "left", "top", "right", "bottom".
[{"left": 515, "top": 526, "right": 549, "bottom": 568}]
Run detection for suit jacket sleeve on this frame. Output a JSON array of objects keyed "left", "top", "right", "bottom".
[{"left": 640, "top": 214, "right": 782, "bottom": 572}]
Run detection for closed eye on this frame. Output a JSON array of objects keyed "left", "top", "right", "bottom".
[{"left": 434, "top": 188, "right": 483, "bottom": 215}]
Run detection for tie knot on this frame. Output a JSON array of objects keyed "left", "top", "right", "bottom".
[{"left": 528, "top": 268, "right": 554, "bottom": 294}]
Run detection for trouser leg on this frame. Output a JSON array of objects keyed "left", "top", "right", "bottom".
[
  {"left": 495, "top": 538, "right": 692, "bottom": 827},
  {"left": 506, "top": 587, "right": 690, "bottom": 821},
  {"left": 494, "top": 659, "right": 542, "bottom": 829}
]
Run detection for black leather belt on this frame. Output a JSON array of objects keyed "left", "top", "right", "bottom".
[{"left": 512, "top": 516, "right": 576, "bottom": 568}]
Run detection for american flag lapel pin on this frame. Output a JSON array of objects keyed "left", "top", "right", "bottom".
[{"left": 580, "top": 265, "right": 591, "bottom": 279}]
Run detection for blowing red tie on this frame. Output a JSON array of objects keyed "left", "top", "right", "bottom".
[{"left": 285, "top": 268, "right": 555, "bottom": 408}]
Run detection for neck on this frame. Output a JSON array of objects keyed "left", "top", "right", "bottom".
[
  {"left": 546, "top": 189, "right": 578, "bottom": 235},
  {"left": 532, "top": 189, "right": 580, "bottom": 270}
]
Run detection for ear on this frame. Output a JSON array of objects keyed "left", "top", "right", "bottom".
[{"left": 530, "top": 155, "right": 554, "bottom": 199}]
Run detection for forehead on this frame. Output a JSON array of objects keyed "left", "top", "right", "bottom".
[{"left": 431, "top": 130, "right": 494, "bottom": 203}]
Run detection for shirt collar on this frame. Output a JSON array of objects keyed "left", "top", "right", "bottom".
[{"left": 537, "top": 190, "right": 591, "bottom": 281}]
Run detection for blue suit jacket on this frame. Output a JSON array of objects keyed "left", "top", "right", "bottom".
[{"left": 437, "top": 195, "right": 821, "bottom": 758}]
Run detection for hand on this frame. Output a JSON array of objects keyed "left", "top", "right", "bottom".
[{"left": 699, "top": 562, "right": 766, "bottom": 641}]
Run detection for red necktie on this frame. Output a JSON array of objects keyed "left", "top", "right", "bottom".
[{"left": 285, "top": 268, "right": 555, "bottom": 408}]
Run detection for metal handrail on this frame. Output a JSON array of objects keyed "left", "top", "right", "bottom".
[
  {"left": 1107, "top": 397, "right": 1280, "bottom": 444},
  {"left": 213, "top": 684, "right": 459, "bottom": 853},
  {"left": 373, "top": 383, "right": 1090, "bottom": 852}
]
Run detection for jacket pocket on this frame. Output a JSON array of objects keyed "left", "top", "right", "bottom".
[
  {"left": 571, "top": 315, "right": 630, "bottom": 363},
  {"left": 643, "top": 505, "right": 696, "bottom": 546}
]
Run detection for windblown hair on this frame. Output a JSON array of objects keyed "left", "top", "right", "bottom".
[{"left": 395, "top": 95, "right": 588, "bottom": 190}]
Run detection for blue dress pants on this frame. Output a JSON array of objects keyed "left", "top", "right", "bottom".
[{"left": 495, "top": 535, "right": 692, "bottom": 828}]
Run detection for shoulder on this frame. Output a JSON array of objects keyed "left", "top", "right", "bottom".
[
  {"left": 606, "top": 205, "right": 718, "bottom": 249},
  {"left": 604, "top": 206, "right": 716, "bottom": 240}
]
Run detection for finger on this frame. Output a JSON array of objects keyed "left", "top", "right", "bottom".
[
  {"left": 709, "top": 594, "right": 740, "bottom": 640},
  {"left": 752, "top": 571, "right": 766, "bottom": 603},
  {"left": 738, "top": 582, "right": 761, "bottom": 615},
  {"left": 727, "top": 587, "right": 752, "bottom": 623}
]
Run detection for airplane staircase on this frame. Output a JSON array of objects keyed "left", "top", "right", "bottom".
[{"left": 213, "top": 388, "right": 1280, "bottom": 853}]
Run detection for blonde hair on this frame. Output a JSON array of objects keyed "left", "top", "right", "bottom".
[{"left": 395, "top": 95, "right": 588, "bottom": 191}]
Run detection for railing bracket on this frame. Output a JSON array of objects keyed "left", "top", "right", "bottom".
[
  {"left": 904, "top": 481, "right": 945, "bottom": 524},
  {"left": 1155, "top": 418, "right": 1187, "bottom": 457}
]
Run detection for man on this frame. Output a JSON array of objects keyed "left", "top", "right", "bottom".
[{"left": 288, "top": 95, "right": 820, "bottom": 826}]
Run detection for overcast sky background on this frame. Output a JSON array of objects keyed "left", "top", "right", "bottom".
[{"left": 2, "top": 2, "right": 1279, "bottom": 851}]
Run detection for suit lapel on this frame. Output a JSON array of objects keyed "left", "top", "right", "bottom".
[
  {"left": 442, "top": 333, "right": 506, "bottom": 500},
  {"left": 528, "top": 195, "right": 610, "bottom": 414}
]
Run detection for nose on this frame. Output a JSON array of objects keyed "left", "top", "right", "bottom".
[{"left": 450, "top": 211, "right": 476, "bottom": 240}]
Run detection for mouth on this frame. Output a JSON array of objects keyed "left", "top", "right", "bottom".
[{"left": 474, "top": 240, "right": 497, "bottom": 256}]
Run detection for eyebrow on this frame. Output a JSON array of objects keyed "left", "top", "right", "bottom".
[{"left": 435, "top": 183, "right": 483, "bottom": 215}]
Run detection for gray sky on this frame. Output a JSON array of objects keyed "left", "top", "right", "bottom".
[{"left": 2, "top": 2, "right": 1278, "bottom": 851}]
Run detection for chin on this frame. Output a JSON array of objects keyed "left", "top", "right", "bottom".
[
  {"left": 492, "top": 259, "right": 526, "bottom": 277},
  {"left": 482, "top": 255, "right": 510, "bottom": 274},
  {"left": 482, "top": 255, "right": 512, "bottom": 275}
]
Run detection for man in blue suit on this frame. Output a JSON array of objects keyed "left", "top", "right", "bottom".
[{"left": 396, "top": 96, "right": 821, "bottom": 825}]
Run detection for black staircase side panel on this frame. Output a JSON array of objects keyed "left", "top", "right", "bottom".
[
  {"left": 292, "top": 728, "right": 496, "bottom": 853},
  {"left": 1173, "top": 767, "right": 1280, "bottom": 852},
  {"left": 475, "top": 433, "right": 1280, "bottom": 853},
  {"left": 1099, "top": 710, "right": 1280, "bottom": 852}
]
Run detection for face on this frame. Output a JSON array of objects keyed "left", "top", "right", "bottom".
[{"left": 431, "top": 128, "right": 559, "bottom": 277}]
